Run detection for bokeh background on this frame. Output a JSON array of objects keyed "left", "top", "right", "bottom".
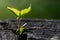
[{"left": 0, "top": 0, "right": 60, "bottom": 20}]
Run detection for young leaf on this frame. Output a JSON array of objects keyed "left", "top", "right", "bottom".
[
  {"left": 19, "top": 23, "right": 27, "bottom": 35},
  {"left": 16, "top": 23, "right": 27, "bottom": 35},
  {"left": 21, "top": 4, "right": 31, "bottom": 15},
  {"left": 19, "top": 26, "right": 25, "bottom": 35},
  {"left": 7, "top": 7, "right": 20, "bottom": 17},
  {"left": 16, "top": 26, "right": 24, "bottom": 35}
]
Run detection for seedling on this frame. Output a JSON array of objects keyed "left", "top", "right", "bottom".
[{"left": 7, "top": 4, "right": 31, "bottom": 35}]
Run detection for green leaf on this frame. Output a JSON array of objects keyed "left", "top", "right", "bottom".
[
  {"left": 7, "top": 4, "right": 31, "bottom": 17},
  {"left": 7, "top": 7, "right": 20, "bottom": 17},
  {"left": 21, "top": 4, "right": 31, "bottom": 15},
  {"left": 19, "top": 26, "right": 25, "bottom": 35}
]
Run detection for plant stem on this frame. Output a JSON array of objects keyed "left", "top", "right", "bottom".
[
  {"left": 17, "top": 17, "right": 20, "bottom": 28},
  {"left": 17, "top": 13, "right": 21, "bottom": 30}
]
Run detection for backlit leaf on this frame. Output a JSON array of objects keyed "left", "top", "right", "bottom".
[
  {"left": 21, "top": 4, "right": 31, "bottom": 15},
  {"left": 7, "top": 7, "right": 20, "bottom": 17}
]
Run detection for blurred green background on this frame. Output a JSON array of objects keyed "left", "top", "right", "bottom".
[{"left": 0, "top": 0, "right": 60, "bottom": 20}]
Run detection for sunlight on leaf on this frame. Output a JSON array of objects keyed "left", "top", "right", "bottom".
[
  {"left": 7, "top": 7, "right": 20, "bottom": 17},
  {"left": 7, "top": 4, "right": 31, "bottom": 17},
  {"left": 21, "top": 4, "right": 31, "bottom": 15}
]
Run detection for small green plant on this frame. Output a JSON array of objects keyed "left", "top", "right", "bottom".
[{"left": 7, "top": 4, "right": 31, "bottom": 35}]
